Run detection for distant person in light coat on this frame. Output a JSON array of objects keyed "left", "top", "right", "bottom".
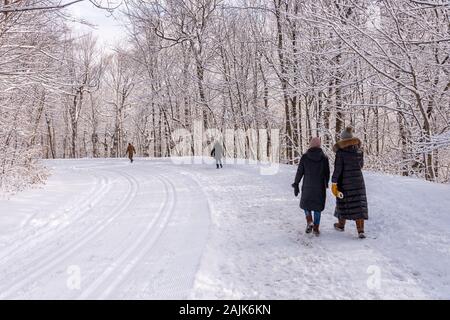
[{"left": 210, "top": 140, "right": 224, "bottom": 169}]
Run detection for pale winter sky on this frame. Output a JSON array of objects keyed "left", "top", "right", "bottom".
[{"left": 67, "top": 0, "right": 126, "bottom": 51}]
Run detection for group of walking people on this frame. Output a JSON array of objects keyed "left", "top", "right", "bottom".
[
  {"left": 125, "top": 128, "right": 368, "bottom": 240},
  {"left": 124, "top": 141, "right": 225, "bottom": 169},
  {"left": 292, "top": 127, "right": 368, "bottom": 239}
]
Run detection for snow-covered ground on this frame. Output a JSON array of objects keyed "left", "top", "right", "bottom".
[{"left": 0, "top": 158, "right": 449, "bottom": 299}]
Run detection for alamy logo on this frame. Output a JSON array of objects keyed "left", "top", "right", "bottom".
[
  {"left": 170, "top": 120, "right": 281, "bottom": 175},
  {"left": 66, "top": 265, "right": 81, "bottom": 290},
  {"left": 366, "top": 265, "right": 381, "bottom": 290}
]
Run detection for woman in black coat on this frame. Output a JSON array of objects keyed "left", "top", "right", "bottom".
[
  {"left": 292, "top": 137, "right": 330, "bottom": 236},
  {"left": 331, "top": 127, "right": 368, "bottom": 239}
]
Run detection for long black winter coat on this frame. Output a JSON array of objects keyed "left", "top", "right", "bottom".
[
  {"left": 332, "top": 138, "right": 368, "bottom": 220},
  {"left": 294, "top": 147, "right": 330, "bottom": 212}
]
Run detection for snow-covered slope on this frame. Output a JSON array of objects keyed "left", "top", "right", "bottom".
[{"left": 0, "top": 158, "right": 449, "bottom": 299}]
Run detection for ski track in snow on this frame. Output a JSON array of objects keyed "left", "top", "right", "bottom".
[
  {"left": 0, "top": 157, "right": 449, "bottom": 299},
  {"left": 0, "top": 159, "right": 210, "bottom": 299},
  {"left": 0, "top": 169, "right": 111, "bottom": 264},
  {"left": 78, "top": 172, "right": 175, "bottom": 299},
  {"left": 0, "top": 168, "right": 138, "bottom": 298}
]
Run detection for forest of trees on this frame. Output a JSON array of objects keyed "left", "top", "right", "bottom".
[{"left": 1, "top": 0, "right": 449, "bottom": 193}]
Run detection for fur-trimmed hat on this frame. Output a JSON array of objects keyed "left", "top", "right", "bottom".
[
  {"left": 333, "top": 126, "right": 361, "bottom": 152},
  {"left": 341, "top": 126, "right": 354, "bottom": 140}
]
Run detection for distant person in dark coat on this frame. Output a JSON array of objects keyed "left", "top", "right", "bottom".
[
  {"left": 292, "top": 137, "right": 330, "bottom": 236},
  {"left": 331, "top": 127, "right": 368, "bottom": 239},
  {"left": 126, "top": 143, "right": 136, "bottom": 163}
]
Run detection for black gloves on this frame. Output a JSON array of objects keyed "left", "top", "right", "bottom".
[{"left": 291, "top": 183, "right": 299, "bottom": 197}]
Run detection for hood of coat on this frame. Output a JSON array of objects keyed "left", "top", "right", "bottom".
[
  {"left": 306, "top": 147, "right": 326, "bottom": 162},
  {"left": 333, "top": 138, "right": 361, "bottom": 153}
]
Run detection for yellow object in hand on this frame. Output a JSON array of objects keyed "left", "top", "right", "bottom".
[{"left": 331, "top": 183, "right": 344, "bottom": 199}]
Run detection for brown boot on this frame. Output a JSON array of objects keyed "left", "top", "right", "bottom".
[
  {"left": 356, "top": 220, "right": 366, "bottom": 239},
  {"left": 334, "top": 218, "right": 346, "bottom": 232},
  {"left": 313, "top": 224, "right": 320, "bottom": 237},
  {"left": 305, "top": 214, "right": 313, "bottom": 234}
]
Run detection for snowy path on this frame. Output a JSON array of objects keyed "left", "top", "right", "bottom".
[
  {"left": 0, "top": 159, "right": 210, "bottom": 299},
  {"left": 187, "top": 161, "right": 450, "bottom": 300},
  {"left": 0, "top": 158, "right": 449, "bottom": 299}
]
